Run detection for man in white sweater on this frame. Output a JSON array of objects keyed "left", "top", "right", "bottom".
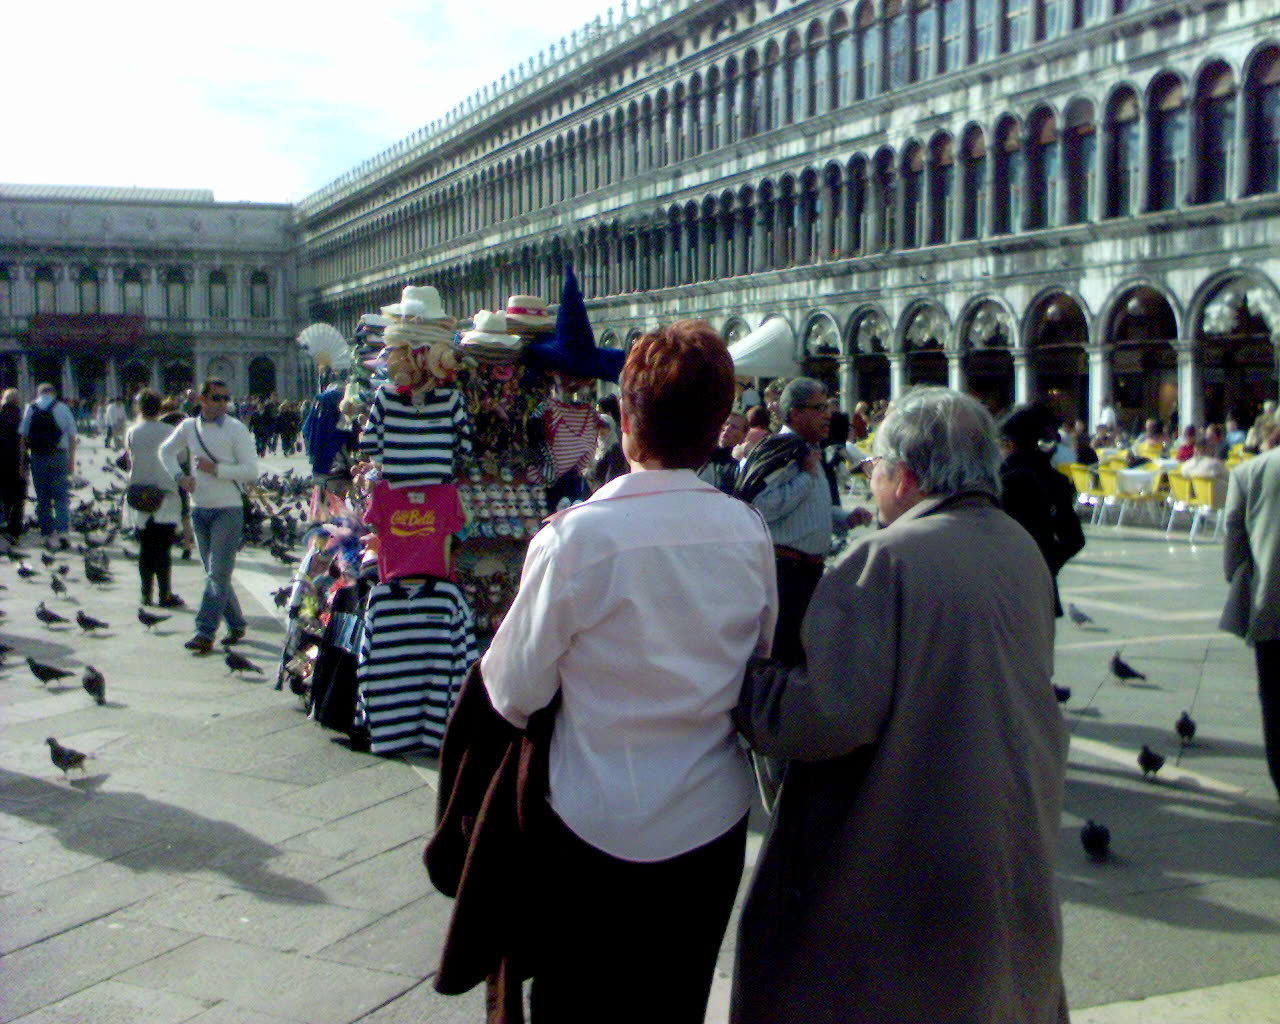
[{"left": 160, "top": 378, "right": 259, "bottom": 653}]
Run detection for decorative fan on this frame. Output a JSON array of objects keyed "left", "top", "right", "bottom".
[{"left": 297, "top": 323, "right": 352, "bottom": 371}]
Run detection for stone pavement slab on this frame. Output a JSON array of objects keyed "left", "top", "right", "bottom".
[{"left": 6, "top": 980, "right": 214, "bottom": 1024}]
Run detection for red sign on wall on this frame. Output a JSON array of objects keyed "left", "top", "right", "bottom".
[{"left": 27, "top": 314, "right": 147, "bottom": 349}]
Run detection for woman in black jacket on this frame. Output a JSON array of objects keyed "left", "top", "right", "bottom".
[{"left": 999, "top": 405, "right": 1086, "bottom": 617}]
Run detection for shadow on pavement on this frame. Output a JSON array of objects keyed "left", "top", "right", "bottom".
[{"left": 0, "top": 767, "right": 330, "bottom": 905}]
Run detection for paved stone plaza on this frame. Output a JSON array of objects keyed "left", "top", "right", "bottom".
[{"left": 1, "top": 438, "right": 1278, "bottom": 1023}]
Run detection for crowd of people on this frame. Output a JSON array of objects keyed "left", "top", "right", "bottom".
[{"left": 2, "top": 327, "right": 1277, "bottom": 1022}]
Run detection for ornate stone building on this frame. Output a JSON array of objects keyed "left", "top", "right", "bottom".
[
  {"left": 296, "top": 0, "right": 1280, "bottom": 430},
  {"left": 0, "top": 185, "right": 301, "bottom": 401}
]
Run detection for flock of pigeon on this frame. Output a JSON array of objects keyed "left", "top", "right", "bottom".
[
  {"left": 0, "top": 455, "right": 316, "bottom": 782},
  {"left": 1062, "top": 602, "right": 1200, "bottom": 864}
]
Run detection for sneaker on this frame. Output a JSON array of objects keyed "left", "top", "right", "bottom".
[
  {"left": 221, "top": 628, "right": 246, "bottom": 646},
  {"left": 158, "top": 594, "right": 186, "bottom": 609},
  {"left": 184, "top": 635, "right": 214, "bottom": 654}
]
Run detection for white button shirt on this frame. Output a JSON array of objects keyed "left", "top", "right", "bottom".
[{"left": 482, "top": 468, "right": 778, "bottom": 862}]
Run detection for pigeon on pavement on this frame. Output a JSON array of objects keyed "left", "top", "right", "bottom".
[
  {"left": 40, "top": 551, "right": 56, "bottom": 568},
  {"left": 1138, "top": 745, "right": 1166, "bottom": 779},
  {"left": 225, "top": 650, "right": 263, "bottom": 675},
  {"left": 1176, "top": 711, "right": 1197, "bottom": 746},
  {"left": 50, "top": 574, "right": 68, "bottom": 597},
  {"left": 46, "top": 737, "right": 90, "bottom": 777},
  {"left": 137, "top": 608, "right": 171, "bottom": 630},
  {"left": 1053, "top": 685, "right": 1071, "bottom": 704},
  {"left": 1080, "top": 820, "right": 1111, "bottom": 861},
  {"left": 84, "top": 564, "right": 113, "bottom": 586},
  {"left": 1067, "top": 603, "right": 1093, "bottom": 627},
  {"left": 81, "top": 665, "right": 106, "bottom": 705},
  {"left": 1110, "top": 651, "right": 1146, "bottom": 682},
  {"left": 28, "top": 657, "right": 73, "bottom": 685},
  {"left": 17, "top": 563, "right": 37, "bottom": 579},
  {"left": 35, "top": 601, "right": 69, "bottom": 627},
  {"left": 75, "top": 610, "right": 110, "bottom": 633}
]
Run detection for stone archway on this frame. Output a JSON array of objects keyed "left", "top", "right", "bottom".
[
  {"left": 960, "top": 300, "right": 1015, "bottom": 416},
  {"left": 30, "top": 354, "right": 61, "bottom": 393},
  {"left": 163, "top": 362, "right": 193, "bottom": 396},
  {"left": 0, "top": 354, "right": 17, "bottom": 392},
  {"left": 1026, "top": 292, "right": 1090, "bottom": 425},
  {"left": 73, "top": 354, "right": 106, "bottom": 404},
  {"left": 849, "top": 308, "right": 890, "bottom": 404},
  {"left": 120, "top": 361, "right": 150, "bottom": 402},
  {"left": 802, "top": 314, "right": 842, "bottom": 398},
  {"left": 903, "top": 305, "right": 949, "bottom": 387},
  {"left": 248, "top": 356, "right": 277, "bottom": 399},
  {"left": 1194, "top": 274, "right": 1280, "bottom": 425},
  {"left": 1105, "top": 285, "right": 1179, "bottom": 430}
]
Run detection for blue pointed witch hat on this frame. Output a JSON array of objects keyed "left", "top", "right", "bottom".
[{"left": 525, "top": 264, "right": 625, "bottom": 383}]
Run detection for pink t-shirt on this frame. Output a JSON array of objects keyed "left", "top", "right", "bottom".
[{"left": 364, "top": 481, "right": 465, "bottom": 583}]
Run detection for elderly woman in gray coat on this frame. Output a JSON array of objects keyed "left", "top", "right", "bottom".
[{"left": 733, "top": 387, "right": 1069, "bottom": 1024}]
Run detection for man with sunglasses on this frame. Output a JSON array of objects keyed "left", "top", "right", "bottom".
[{"left": 160, "top": 378, "right": 259, "bottom": 654}]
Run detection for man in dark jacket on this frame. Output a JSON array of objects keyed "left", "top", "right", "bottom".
[
  {"left": 999, "top": 404, "right": 1086, "bottom": 617},
  {"left": 697, "top": 411, "right": 746, "bottom": 494}
]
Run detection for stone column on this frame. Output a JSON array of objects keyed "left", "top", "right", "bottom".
[
  {"left": 752, "top": 203, "right": 768, "bottom": 273},
  {"left": 1175, "top": 341, "right": 1201, "bottom": 433},
  {"left": 1086, "top": 344, "right": 1112, "bottom": 430},
  {"left": 774, "top": 198, "right": 788, "bottom": 267},
  {"left": 100, "top": 265, "right": 118, "bottom": 314},
  {"left": 819, "top": 178, "right": 835, "bottom": 261},
  {"left": 17, "top": 353, "right": 33, "bottom": 398},
  {"left": 839, "top": 354, "right": 857, "bottom": 412},
  {"left": 105, "top": 359, "right": 120, "bottom": 401},
  {"left": 1013, "top": 348, "right": 1033, "bottom": 405},
  {"left": 55, "top": 264, "right": 75, "bottom": 313},
  {"left": 145, "top": 266, "right": 163, "bottom": 318},
  {"left": 947, "top": 350, "right": 964, "bottom": 392},
  {"left": 663, "top": 224, "right": 675, "bottom": 287},
  {"left": 887, "top": 352, "right": 906, "bottom": 401},
  {"left": 150, "top": 359, "right": 162, "bottom": 391},
  {"left": 230, "top": 267, "right": 247, "bottom": 321},
  {"left": 61, "top": 355, "right": 76, "bottom": 400}
]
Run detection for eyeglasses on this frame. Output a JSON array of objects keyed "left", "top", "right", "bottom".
[
  {"left": 859, "top": 455, "right": 883, "bottom": 475},
  {"left": 208, "top": 394, "right": 231, "bottom": 402}
]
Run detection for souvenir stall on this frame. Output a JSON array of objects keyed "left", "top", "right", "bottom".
[{"left": 278, "top": 268, "right": 618, "bottom": 757}]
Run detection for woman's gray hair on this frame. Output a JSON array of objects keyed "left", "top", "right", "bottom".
[
  {"left": 779, "top": 377, "right": 828, "bottom": 423},
  {"left": 872, "top": 387, "right": 1002, "bottom": 497}
]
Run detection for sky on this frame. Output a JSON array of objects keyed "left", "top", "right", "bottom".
[{"left": 5, "top": 0, "right": 613, "bottom": 204}]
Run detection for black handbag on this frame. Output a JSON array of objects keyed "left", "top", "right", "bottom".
[{"left": 126, "top": 483, "right": 165, "bottom": 513}]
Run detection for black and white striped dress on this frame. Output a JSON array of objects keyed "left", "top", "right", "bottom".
[
  {"left": 355, "top": 578, "right": 478, "bottom": 755},
  {"left": 358, "top": 387, "right": 472, "bottom": 487}
]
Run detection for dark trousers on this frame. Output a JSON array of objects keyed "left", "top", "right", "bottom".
[
  {"left": 138, "top": 520, "right": 176, "bottom": 602},
  {"left": 0, "top": 470, "right": 24, "bottom": 540},
  {"left": 1258, "top": 638, "right": 1280, "bottom": 799},
  {"left": 771, "top": 555, "right": 825, "bottom": 666},
  {"left": 530, "top": 812, "right": 748, "bottom": 1024}
]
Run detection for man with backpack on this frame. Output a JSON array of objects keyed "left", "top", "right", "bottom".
[{"left": 19, "top": 382, "right": 78, "bottom": 550}]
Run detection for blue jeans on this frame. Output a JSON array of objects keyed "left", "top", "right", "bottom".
[
  {"left": 192, "top": 506, "right": 246, "bottom": 640},
  {"left": 28, "top": 451, "right": 70, "bottom": 537}
]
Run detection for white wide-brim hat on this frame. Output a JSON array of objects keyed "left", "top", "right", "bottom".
[
  {"left": 382, "top": 285, "right": 450, "bottom": 322},
  {"left": 506, "top": 295, "right": 553, "bottom": 332}
]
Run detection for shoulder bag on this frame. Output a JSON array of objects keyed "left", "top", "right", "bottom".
[{"left": 193, "top": 419, "right": 253, "bottom": 520}]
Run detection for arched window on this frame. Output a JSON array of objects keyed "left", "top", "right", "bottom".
[
  {"left": 724, "top": 62, "right": 738, "bottom": 143},
  {"left": 961, "top": 127, "right": 988, "bottom": 239},
  {"left": 1078, "top": 0, "right": 1101, "bottom": 25},
  {"left": 973, "top": 0, "right": 995, "bottom": 62},
  {"left": 1148, "top": 74, "right": 1187, "bottom": 212},
  {"left": 855, "top": 3, "right": 878, "bottom": 99},
  {"left": 1105, "top": 88, "right": 1140, "bottom": 217},
  {"left": 1041, "top": 0, "right": 1065, "bottom": 39},
  {"left": 1245, "top": 48, "right": 1280, "bottom": 195},
  {"left": 655, "top": 93, "right": 670, "bottom": 166},
  {"left": 707, "top": 70, "right": 723, "bottom": 149},
  {"left": 901, "top": 144, "right": 924, "bottom": 248},
  {"left": 1063, "top": 100, "right": 1097, "bottom": 224},
  {"left": 786, "top": 34, "right": 805, "bottom": 123},
  {"left": 874, "top": 149, "right": 896, "bottom": 249},
  {"left": 809, "top": 26, "right": 829, "bottom": 117},
  {"left": 674, "top": 86, "right": 688, "bottom": 160},
  {"left": 34, "top": 265, "right": 56, "bottom": 313},
  {"left": 121, "top": 268, "right": 144, "bottom": 314},
  {"left": 832, "top": 19, "right": 851, "bottom": 106},
  {"left": 165, "top": 268, "right": 187, "bottom": 318},
  {"left": 764, "top": 46, "right": 783, "bottom": 130},
  {"left": 1025, "top": 108, "right": 1060, "bottom": 229},
  {"left": 1194, "top": 64, "right": 1236, "bottom": 204},
  {"left": 208, "top": 270, "right": 229, "bottom": 318},
  {"left": 744, "top": 52, "right": 761, "bottom": 137},
  {"left": 993, "top": 118, "right": 1023, "bottom": 234},
  {"left": 689, "top": 77, "right": 704, "bottom": 156},
  {"left": 250, "top": 271, "right": 271, "bottom": 318},
  {"left": 914, "top": 3, "right": 935, "bottom": 81},
  {"left": 885, "top": 1, "right": 908, "bottom": 91},
  {"left": 77, "top": 267, "right": 99, "bottom": 314},
  {"left": 939, "top": 0, "right": 960, "bottom": 71},
  {"left": 928, "top": 135, "right": 955, "bottom": 244},
  {"left": 1004, "top": 0, "right": 1029, "bottom": 52}
]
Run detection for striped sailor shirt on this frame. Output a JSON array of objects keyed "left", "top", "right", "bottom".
[{"left": 358, "top": 387, "right": 472, "bottom": 487}]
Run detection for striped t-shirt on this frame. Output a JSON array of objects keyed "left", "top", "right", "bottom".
[{"left": 359, "top": 387, "right": 472, "bottom": 487}]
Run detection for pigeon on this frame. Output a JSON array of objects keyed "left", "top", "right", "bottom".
[
  {"left": 50, "top": 574, "right": 68, "bottom": 597},
  {"left": 17, "top": 563, "right": 37, "bottom": 579},
  {"left": 1067, "top": 603, "right": 1093, "bottom": 627},
  {"left": 1053, "top": 684, "right": 1071, "bottom": 704},
  {"left": 1080, "top": 820, "right": 1111, "bottom": 861},
  {"left": 56, "top": 565, "right": 69, "bottom": 576},
  {"left": 225, "top": 650, "right": 263, "bottom": 675},
  {"left": 76, "top": 610, "right": 110, "bottom": 633},
  {"left": 84, "top": 564, "right": 113, "bottom": 586},
  {"left": 27, "top": 657, "right": 73, "bottom": 685},
  {"left": 81, "top": 665, "right": 106, "bottom": 705},
  {"left": 35, "top": 601, "right": 69, "bottom": 627},
  {"left": 271, "top": 585, "right": 292, "bottom": 608},
  {"left": 1138, "top": 745, "right": 1166, "bottom": 779},
  {"left": 1110, "top": 651, "right": 1146, "bottom": 682},
  {"left": 45, "top": 737, "right": 90, "bottom": 777},
  {"left": 1176, "top": 711, "right": 1197, "bottom": 746},
  {"left": 0, "top": 641, "right": 13, "bottom": 658},
  {"left": 137, "top": 607, "right": 170, "bottom": 630},
  {"left": 40, "top": 551, "right": 56, "bottom": 567}
]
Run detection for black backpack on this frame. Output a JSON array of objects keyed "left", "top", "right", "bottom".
[{"left": 25, "top": 403, "right": 62, "bottom": 456}]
